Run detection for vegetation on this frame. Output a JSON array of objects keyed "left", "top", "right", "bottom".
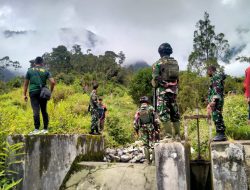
[
  {"left": 0, "top": 83, "right": 136, "bottom": 148},
  {"left": 0, "top": 141, "right": 23, "bottom": 190},
  {"left": 0, "top": 57, "right": 21, "bottom": 80},
  {"left": 185, "top": 94, "right": 250, "bottom": 159},
  {"left": 0, "top": 11, "right": 249, "bottom": 164},
  {"left": 188, "top": 12, "right": 230, "bottom": 75}
]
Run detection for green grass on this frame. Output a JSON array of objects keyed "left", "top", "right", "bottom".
[
  {"left": 0, "top": 83, "right": 137, "bottom": 147},
  {"left": 184, "top": 94, "right": 250, "bottom": 159},
  {"left": 0, "top": 84, "right": 249, "bottom": 153}
]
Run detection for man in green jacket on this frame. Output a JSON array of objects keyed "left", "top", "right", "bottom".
[{"left": 23, "top": 57, "right": 55, "bottom": 135}]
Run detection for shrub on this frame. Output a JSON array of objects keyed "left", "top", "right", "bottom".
[{"left": 0, "top": 142, "right": 23, "bottom": 190}]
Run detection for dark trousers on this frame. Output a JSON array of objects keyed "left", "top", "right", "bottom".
[{"left": 30, "top": 93, "right": 49, "bottom": 130}]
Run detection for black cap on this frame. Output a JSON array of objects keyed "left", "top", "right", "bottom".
[{"left": 34, "top": 57, "right": 44, "bottom": 65}]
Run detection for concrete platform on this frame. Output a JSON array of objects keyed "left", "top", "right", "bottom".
[
  {"left": 210, "top": 141, "right": 250, "bottom": 190},
  {"left": 8, "top": 134, "right": 104, "bottom": 190},
  {"left": 154, "top": 142, "right": 191, "bottom": 190},
  {"left": 63, "top": 162, "right": 157, "bottom": 190}
]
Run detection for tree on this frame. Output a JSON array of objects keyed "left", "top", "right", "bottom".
[
  {"left": 0, "top": 56, "right": 21, "bottom": 80},
  {"left": 188, "top": 12, "right": 229, "bottom": 75},
  {"left": 128, "top": 68, "right": 153, "bottom": 104},
  {"left": 71, "top": 44, "right": 82, "bottom": 55},
  {"left": 43, "top": 45, "right": 71, "bottom": 74},
  {"left": 236, "top": 56, "right": 250, "bottom": 63},
  {"left": 118, "top": 51, "right": 126, "bottom": 65}
]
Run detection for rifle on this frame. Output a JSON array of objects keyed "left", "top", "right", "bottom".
[{"left": 153, "top": 87, "right": 160, "bottom": 141}]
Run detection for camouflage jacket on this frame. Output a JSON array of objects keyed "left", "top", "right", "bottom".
[
  {"left": 152, "top": 56, "right": 178, "bottom": 94},
  {"left": 134, "top": 103, "right": 156, "bottom": 131},
  {"left": 208, "top": 72, "right": 226, "bottom": 103},
  {"left": 89, "top": 90, "right": 98, "bottom": 109}
]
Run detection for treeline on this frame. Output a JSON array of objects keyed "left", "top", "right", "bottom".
[
  {"left": 128, "top": 68, "right": 244, "bottom": 113},
  {"left": 41, "top": 45, "right": 131, "bottom": 85}
]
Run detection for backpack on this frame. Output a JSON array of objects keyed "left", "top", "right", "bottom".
[
  {"left": 159, "top": 57, "right": 179, "bottom": 82},
  {"left": 139, "top": 104, "right": 153, "bottom": 125}
]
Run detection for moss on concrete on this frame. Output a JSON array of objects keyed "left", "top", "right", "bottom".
[
  {"left": 60, "top": 135, "right": 104, "bottom": 190},
  {"left": 39, "top": 135, "right": 52, "bottom": 177}
]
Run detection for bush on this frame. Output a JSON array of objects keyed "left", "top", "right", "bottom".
[
  {"left": 0, "top": 142, "right": 23, "bottom": 190},
  {"left": 106, "top": 116, "right": 132, "bottom": 145},
  {"left": 128, "top": 68, "right": 153, "bottom": 104},
  {"left": 224, "top": 94, "right": 250, "bottom": 139},
  {"left": 0, "top": 84, "right": 137, "bottom": 148},
  {"left": 184, "top": 94, "right": 250, "bottom": 160},
  {"left": 52, "top": 84, "right": 75, "bottom": 103}
]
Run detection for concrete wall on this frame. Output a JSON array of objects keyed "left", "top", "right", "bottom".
[
  {"left": 64, "top": 162, "right": 157, "bottom": 190},
  {"left": 7, "top": 134, "right": 104, "bottom": 190},
  {"left": 154, "top": 142, "right": 190, "bottom": 190},
  {"left": 210, "top": 141, "right": 250, "bottom": 190}
]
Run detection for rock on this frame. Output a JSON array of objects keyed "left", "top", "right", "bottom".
[
  {"left": 123, "top": 149, "right": 128, "bottom": 154},
  {"left": 129, "top": 157, "right": 137, "bottom": 163},
  {"left": 103, "top": 157, "right": 107, "bottom": 162},
  {"left": 117, "top": 149, "right": 123, "bottom": 157},
  {"left": 134, "top": 150, "right": 139, "bottom": 156},
  {"left": 136, "top": 154, "right": 144, "bottom": 162},
  {"left": 140, "top": 159, "right": 146, "bottom": 163},
  {"left": 127, "top": 146, "right": 134, "bottom": 154},
  {"left": 133, "top": 141, "right": 143, "bottom": 147},
  {"left": 109, "top": 154, "right": 120, "bottom": 162},
  {"left": 138, "top": 147, "right": 144, "bottom": 153},
  {"left": 121, "top": 155, "right": 132, "bottom": 162}
]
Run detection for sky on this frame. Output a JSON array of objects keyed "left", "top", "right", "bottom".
[{"left": 0, "top": 0, "right": 250, "bottom": 76}]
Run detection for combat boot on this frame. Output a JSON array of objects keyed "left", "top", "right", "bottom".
[
  {"left": 150, "top": 148, "right": 155, "bottom": 165},
  {"left": 172, "top": 121, "right": 181, "bottom": 142},
  {"left": 213, "top": 131, "right": 227, "bottom": 141},
  {"left": 161, "top": 121, "right": 172, "bottom": 139},
  {"left": 144, "top": 147, "right": 151, "bottom": 164}
]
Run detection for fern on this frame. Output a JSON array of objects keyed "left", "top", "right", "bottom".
[{"left": 0, "top": 142, "right": 24, "bottom": 189}]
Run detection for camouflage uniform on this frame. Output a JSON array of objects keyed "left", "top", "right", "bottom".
[
  {"left": 134, "top": 103, "right": 158, "bottom": 163},
  {"left": 208, "top": 72, "right": 226, "bottom": 133},
  {"left": 134, "top": 103, "right": 156, "bottom": 148},
  {"left": 89, "top": 90, "right": 99, "bottom": 133},
  {"left": 152, "top": 56, "right": 180, "bottom": 137}
]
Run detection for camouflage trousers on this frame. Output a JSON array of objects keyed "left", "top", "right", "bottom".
[
  {"left": 91, "top": 108, "right": 99, "bottom": 132},
  {"left": 157, "top": 91, "right": 180, "bottom": 122},
  {"left": 212, "top": 101, "right": 226, "bottom": 132},
  {"left": 139, "top": 124, "right": 156, "bottom": 149}
]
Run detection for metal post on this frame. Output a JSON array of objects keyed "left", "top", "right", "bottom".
[
  {"left": 184, "top": 119, "right": 188, "bottom": 142},
  {"left": 196, "top": 100, "right": 201, "bottom": 160}
]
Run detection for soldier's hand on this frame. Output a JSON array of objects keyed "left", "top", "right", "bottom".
[
  {"left": 24, "top": 95, "right": 28, "bottom": 102},
  {"left": 247, "top": 97, "right": 250, "bottom": 104},
  {"left": 207, "top": 104, "right": 212, "bottom": 118}
]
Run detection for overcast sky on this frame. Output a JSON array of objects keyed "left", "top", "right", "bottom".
[{"left": 0, "top": 0, "right": 250, "bottom": 76}]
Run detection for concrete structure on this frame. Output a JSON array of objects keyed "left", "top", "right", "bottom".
[
  {"left": 154, "top": 141, "right": 191, "bottom": 190},
  {"left": 210, "top": 141, "right": 250, "bottom": 190},
  {"left": 7, "top": 134, "right": 104, "bottom": 190},
  {"left": 63, "top": 162, "right": 157, "bottom": 190}
]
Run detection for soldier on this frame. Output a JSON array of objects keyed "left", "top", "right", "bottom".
[
  {"left": 207, "top": 66, "right": 227, "bottom": 141},
  {"left": 89, "top": 83, "right": 100, "bottom": 135},
  {"left": 152, "top": 43, "right": 181, "bottom": 141},
  {"left": 134, "top": 96, "right": 158, "bottom": 164}
]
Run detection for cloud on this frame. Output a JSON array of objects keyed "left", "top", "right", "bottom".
[{"left": 0, "top": 0, "right": 249, "bottom": 76}]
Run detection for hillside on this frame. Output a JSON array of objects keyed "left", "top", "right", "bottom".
[{"left": 0, "top": 83, "right": 137, "bottom": 147}]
